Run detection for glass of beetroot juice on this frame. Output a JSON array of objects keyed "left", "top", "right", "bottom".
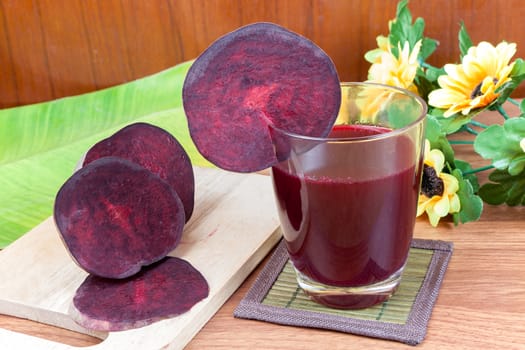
[{"left": 270, "top": 82, "right": 427, "bottom": 309}]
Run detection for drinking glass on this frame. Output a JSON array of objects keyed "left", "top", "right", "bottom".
[{"left": 270, "top": 82, "right": 427, "bottom": 309}]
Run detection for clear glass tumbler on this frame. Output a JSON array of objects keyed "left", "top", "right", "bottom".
[{"left": 270, "top": 82, "right": 427, "bottom": 309}]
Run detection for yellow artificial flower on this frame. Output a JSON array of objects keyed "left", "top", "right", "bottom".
[
  {"left": 364, "top": 35, "right": 390, "bottom": 64},
  {"left": 428, "top": 41, "right": 516, "bottom": 118},
  {"left": 417, "top": 140, "right": 461, "bottom": 226},
  {"left": 367, "top": 40, "right": 422, "bottom": 94}
]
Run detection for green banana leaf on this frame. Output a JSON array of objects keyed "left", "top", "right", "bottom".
[{"left": 0, "top": 60, "right": 211, "bottom": 248}]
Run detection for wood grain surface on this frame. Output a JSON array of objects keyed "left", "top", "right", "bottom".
[
  {"left": 0, "top": 167, "right": 281, "bottom": 349},
  {"left": 1, "top": 107, "right": 524, "bottom": 349},
  {"left": 1, "top": 0, "right": 525, "bottom": 108}
]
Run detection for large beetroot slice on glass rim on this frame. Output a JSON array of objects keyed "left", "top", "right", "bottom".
[
  {"left": 183, "top": 22, "right": 341, "bottom": 172},
  {"left": 83, "top": 122, "right": 195, "bottom": 222},
  {"left": 54, "top": 157, "right": 185, "bottom": 279},
  {"left": 70, "top": 256, "right": 209, "bottom": 332}
]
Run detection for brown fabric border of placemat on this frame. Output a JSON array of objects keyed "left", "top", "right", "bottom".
[{"left": 234, "top": 238, "right": 453, "bottom": 345}]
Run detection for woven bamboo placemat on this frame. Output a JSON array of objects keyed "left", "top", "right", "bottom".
[{"left": 234, "top": 237, "right": 453, "bottom": 345}]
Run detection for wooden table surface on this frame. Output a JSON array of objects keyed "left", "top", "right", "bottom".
[{"left": 1, "top": 107, "right": 525, "bottom": 349}]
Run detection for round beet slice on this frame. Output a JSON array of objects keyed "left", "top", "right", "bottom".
[
  {"left": 70, "top": 256, "right": 209, "bottom": 332},
  {"left": 83, "top": 122, "right": 195, "bottom": 222},
  {"left": 182, "top": 22, "right": 341, "bottom": 172},
  {"left": 54, "top": 157, "right": 185, "bottom": 279}
]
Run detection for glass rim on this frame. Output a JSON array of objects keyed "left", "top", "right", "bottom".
[{"left": 269, "top": 82, "right": 428, "bottom": 143}]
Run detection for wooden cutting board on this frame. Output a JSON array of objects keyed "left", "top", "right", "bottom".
[{"left": 0, "top": 167, "right": 281, "bottom": 349}]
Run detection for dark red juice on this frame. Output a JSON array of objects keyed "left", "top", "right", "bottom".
[{"left": 271, "top": 124, "right": 420, "bottom": 287}]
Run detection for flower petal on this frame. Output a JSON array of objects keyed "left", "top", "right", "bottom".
[
  {"left": 432, "top": 196, "right": 451, "bottom": 217},
  {"left": 425, "top": 206, "right": 442, "bottom": 227},
  {"left": 429, "top": 40, "right": 516, "bottom": 117},
  {"left": 367, "top": 40, "right": 420, "bottom": 92},
  {"left": 449, "top": 193, "right": 461, "bottom": 213},
  {"left": 417, "top": 195, "right": 434, "bottom": 216},
  {"left": 442, "top": 173, "right": 460, "bottom": 193},
  {"left": 427, "top": 149, "right": 445, "bottom": 173}
]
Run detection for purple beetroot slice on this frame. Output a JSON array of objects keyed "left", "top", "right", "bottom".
[
  {"left": 54, "top": 156, "right": 185, "bottom": 279},
  {"left": 70, "top": 256, "right": 209, "bottom": 332},
  {"left": 83, "top": 122, "right": 195, "bottom": 222},
  {"left": 182, "top": 22, "right": 341, "bottom": 173}
]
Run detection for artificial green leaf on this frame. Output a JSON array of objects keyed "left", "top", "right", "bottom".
[
  {"left": 488, "top": 168, "right": 517, "bottom": 182},
  {"left": 408, "top": 18, "right": 424, "bottom": 48},
  {"left": 432, "top": 112, "right": 477, "bottom": 134},
  {"left": 495, "top": 77, "right": 525, "bottom": 106},
  {"left": 425, "top": 114, "right": 456, "bottom": 166},
  {"left": 490, "top": 59, "right": 525, "bottom": 106},
  {"left": 508, "top": 154, "right": 525, "bottom": 175},
  {"left": 458, "top": 22, "right": 473, "bottom": 59},
  {"left": 388, "top": 0, "right": 414, "bottom": 53},
  {"left": 511, "top": 58, "right": 525, "bottom": 77},
  {"left": 393, "top": 0, "right": 411, "bottom": 32},
  {"left": 454, "top": 159, "right": 480, "bottom": 192},
  {"left": 478, "top": 183, "right": 509, "bottom": 205},
  {"left": 424, "top": 64, "right": 445, "bottom": 83},
  {"left": 0, "top": 60, "right": 211, "bottom": 248},
  {"left": 474, "top": 118, "right": 525, "bottom": 172},
  {"left": 419, "top": 34, "right": 438, "bottom": 62},
  {"left": 474, "top": 125, "right": 511, "bottom": 168},
  {"left": 386, "top": 98, "right": 421, "bottom": 129},
  {"left": 412, "top": 17, "right": 424, "bottom": 39},
  {"left": 387, "top": 0, "right": 437, "bottom": 61},
  {"left": 424, "top": 113, "right": 443, "bottom": 141},
  {"left": 505, "top": 117, "right": 525, "bottom": 142},
  {"left": 414, "top": 69, "right": 440, "bottom": 101},
  {"left": 452, "top": 169, "right": 483, "bottom": 223},
  {"left": 506, "top": 178, "right": 525, "bottom": 205},
  {"left": 479, "top": 169, "right": 525, "bottom": 205}
]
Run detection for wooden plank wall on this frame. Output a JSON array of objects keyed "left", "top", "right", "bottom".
[{"left": 1, "top": 0, "right": 524, "bottom": 108}]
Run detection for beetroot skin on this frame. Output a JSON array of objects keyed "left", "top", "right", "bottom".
[
  {"left": 83, "top": 122, "right": 195, "bottom": 222},
  {"left": 183, "top": 22, "right": 341, "bottom": 172},
  {"left": 54, "top": 157, "right": 185, "bottom": 279},
  {"left": 70, "top": 256, "right": 209, "bottom": 332}
]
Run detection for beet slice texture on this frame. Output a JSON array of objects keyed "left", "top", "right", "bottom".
[
  {"left": 83, "top": 122, "right": 195, "bottom": 222},
  {"left": 54, "top": 157, "right": 185, "bottom": 279},
  {"left": 183, "top": 22, "right": 341, "bottom": 172},
  {"left": 70, "top": 256, "right": 209, "bottom": 332}
]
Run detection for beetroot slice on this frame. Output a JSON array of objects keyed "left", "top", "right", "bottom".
[
  {"left": 54, "top": 157, "right": 185, "bottom": 279},
  {"left": 182, "top": 22, "right": 341, "bottom": 173},
  {"left": 83, "top": 122, "right": 194, "bottom": 222},
  {"left": 70, "top": 256, "right": 209, "bottom": 332}
]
